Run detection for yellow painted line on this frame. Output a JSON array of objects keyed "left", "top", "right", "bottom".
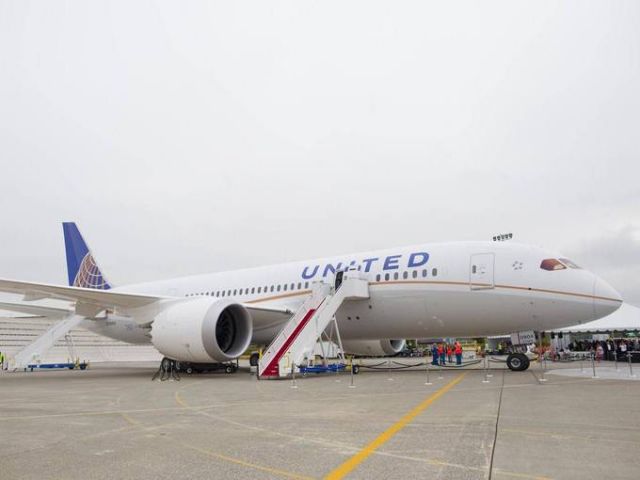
[
  {"left": 119, "top": 412, "right": 140, "bottom": 426},
  {"left": 502, "top": 427, "right": 640, "bottom": 446},
  {"left": 324, "top": 373, "right": 467, "bottom": 480},
  {"left": 178, "top": 442, "right": 316, "bottom": 480},
  {"left": 493, "top": 469, "right": 553, "bottom": 480},
  {"left": 175, "top": 390, "right": 315, "bottom": 480}
]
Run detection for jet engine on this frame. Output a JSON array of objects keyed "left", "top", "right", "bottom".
[
  {"left": 151, "top": 298, "right": 252, "bottom": 363},
  {"left": 341, "top": 339, "right": 406, "bottom": 357}
]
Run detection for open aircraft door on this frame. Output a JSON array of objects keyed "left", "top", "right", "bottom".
[{"left": 469, "top": 253, "right": 495, "bottom": 290}]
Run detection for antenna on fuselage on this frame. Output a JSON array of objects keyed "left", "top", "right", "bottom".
[{"left": 492, "top": 232, "right": 513, "bottom": 242}]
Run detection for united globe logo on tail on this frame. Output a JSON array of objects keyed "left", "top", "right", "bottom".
[
  {"left": 63, "top": 222, "right": 112, "bottom": 290},
  {"left": 73, "top": 252, "right": 111, "bottom": 290}
]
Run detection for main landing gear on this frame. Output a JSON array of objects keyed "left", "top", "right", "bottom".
[
  {"left": 152, "top": 357, "right": 180, "bottom": 381},
  {"left": 506, "top": 353, "right": 530, "bottom": 372}
]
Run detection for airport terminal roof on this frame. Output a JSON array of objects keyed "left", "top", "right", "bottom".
[{"left": 555, "top": 303, "right": 640, "bottom": 333}]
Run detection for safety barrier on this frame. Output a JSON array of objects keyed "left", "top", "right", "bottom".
[{"left": 356, "top": 358, "right": 482, "bottom": 371}]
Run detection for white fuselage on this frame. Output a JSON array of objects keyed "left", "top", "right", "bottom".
[{"left": 84, "top": 241, "right": 622, "bottom": 345}]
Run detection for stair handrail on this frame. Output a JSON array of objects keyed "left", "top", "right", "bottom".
[{"left": 259, "top": 282, "right": 330, "bottom": 372}]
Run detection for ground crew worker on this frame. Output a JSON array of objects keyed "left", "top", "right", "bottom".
[
  {"left": 431, "top": 344, "right": 438, "bottom": 365},
  {"left": 447, "top": 344, "right": 453, "bottom": 363},
  {"left": 438, "top": 343, "right": 445, "bottom": 365},
  {"left": 455, "top": 341, "right": 463, "bottom": 365}
]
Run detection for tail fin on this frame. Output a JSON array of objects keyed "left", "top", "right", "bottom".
[{"left": 62, "top": 222, "right": 111, "bottom": 290}]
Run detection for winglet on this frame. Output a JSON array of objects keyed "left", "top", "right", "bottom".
[{"left": 62, "top": 223, "right": 111, "bottom": 290}]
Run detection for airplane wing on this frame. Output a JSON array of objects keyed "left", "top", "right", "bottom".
[
  {"left": 0, "top": 278, "right": 293, "bottom": 321},
  {"left": 0, "top": 278, "right": 161, "bottom": 307},
  {"left": 0, "top": 301, "right": 72, "bottom": 318}
]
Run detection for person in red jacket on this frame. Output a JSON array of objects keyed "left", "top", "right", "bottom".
[
  {"left": 454, "top": 341, "right": 463, "bottom": 365},
  {"left": 447, "top": 344, "right": 453, "bottom": 363},
  {"left": 437, "top": 343, "right": 445, "bottom": 365}
]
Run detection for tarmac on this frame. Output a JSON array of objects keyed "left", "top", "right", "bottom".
[{"left": 1, "top": 359, "right": 639, "bottom": 480}]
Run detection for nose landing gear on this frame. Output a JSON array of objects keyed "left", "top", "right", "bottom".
[{"left": 506, "top": 353, "right": 530, "bottom": 372}]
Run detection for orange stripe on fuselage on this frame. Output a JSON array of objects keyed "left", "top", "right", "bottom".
[{"left": 243, "top": 280, "right": 622, "bottom": 306}]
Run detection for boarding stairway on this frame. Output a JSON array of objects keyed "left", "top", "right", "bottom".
[
  {"left": 258, "top": 272, "right": 370, "bottom": 378},
  {"left": 11, "top": 314, "right": 85, "bottom": 370}
]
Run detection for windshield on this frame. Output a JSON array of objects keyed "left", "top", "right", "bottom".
[
  {"left": 559, "top": 258, "right": 581, "bottom": 269},
  {"left": 540, "top": 259, "right": 566, "bottom": 271}
]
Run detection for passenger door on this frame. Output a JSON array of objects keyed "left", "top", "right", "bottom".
[{"left": 469, "top": 253, "right": 495, "bottom": 290}]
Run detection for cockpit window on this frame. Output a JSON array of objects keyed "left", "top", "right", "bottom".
[
  {"left": 559, "top": 258, "right": 581, "bottom": 269},
  {"left": 540, "top": 258, "right": 567, "bottom": 271}
]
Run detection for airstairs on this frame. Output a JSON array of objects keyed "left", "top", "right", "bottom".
[
  {"left": 258, "top": 271, "right": 369, "bottom": 378},
  {"left": 11, "top": 314, "right": 84, "bottom": 370}
]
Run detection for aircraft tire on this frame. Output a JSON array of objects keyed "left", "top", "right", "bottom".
[
  {"left": 161, "top": 357, "right": 173, "bottom": 371},
  {"left": 506, "top": 353, "right": 530, "bottom": 372},
  {"left": 249, "top": 353, "right": 259, "bottom": 367}
]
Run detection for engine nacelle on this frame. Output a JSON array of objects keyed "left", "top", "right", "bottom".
[
  {"left": 341, "top": 339, "right": 406, "bottom": 357},
  {"left": 151, "top": 298, "right": 252, "bottom": 363}
]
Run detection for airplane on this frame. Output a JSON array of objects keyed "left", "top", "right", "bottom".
[{"left": 0, "top": 222, "right": 622, "bottom": 373}]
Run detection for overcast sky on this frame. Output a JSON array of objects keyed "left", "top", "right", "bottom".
[{"left": 1, "top": 1, "right": 639, "bottom": 304}]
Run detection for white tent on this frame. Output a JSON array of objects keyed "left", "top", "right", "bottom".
[{"left": 555, "top": 303, "right": 640, "bottom": 333}]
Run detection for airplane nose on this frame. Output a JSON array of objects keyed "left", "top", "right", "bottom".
[{"left": 593, "top": 276, "right": 623, "bottom": 319}]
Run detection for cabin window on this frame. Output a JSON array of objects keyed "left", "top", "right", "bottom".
[
  {"left": 422, "top": 269, "right": 427, "bottom": 277},
  {"left": 402, "top": 271, "right": 408, "bottom": 279},
  {"left": 393, "top": 272, "right": 399, "bottom": 280},
  {"left": 305, "top": 282, "right": 309, "bottom": 289},
  {"left": 270, "top": 285, "right": 274, "bottom": 292},
  {"left": 412, "top": 270, "right": 418, "bottom": 279},
  {"left": 384, "top": 273, "right": 390, "bottom": 281},
  {"left": 283, "top": 284, "right": 288, "bottom": 291},
  {"left": 376, "top": 274, "right": 381, "bottom": 281},
  {"left": 432, "top": 268, "right": 438, "bottom": 276}
]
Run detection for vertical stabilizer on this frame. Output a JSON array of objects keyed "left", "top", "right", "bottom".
[{"left": 62, "top": 222, "right": 111, "bottom": 290}]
